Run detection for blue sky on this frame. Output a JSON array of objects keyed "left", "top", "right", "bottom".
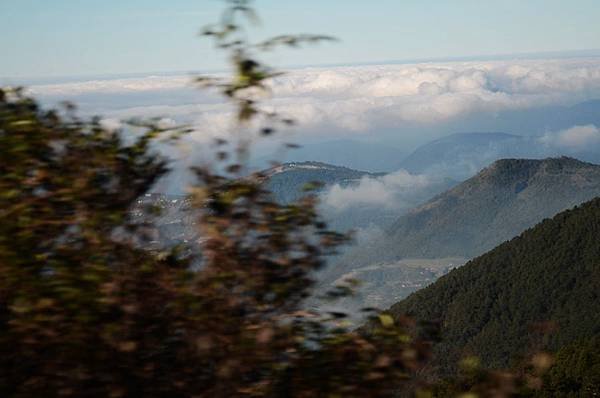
[{"left": 1, "top": 0, "right": 599, "bottom": 78}]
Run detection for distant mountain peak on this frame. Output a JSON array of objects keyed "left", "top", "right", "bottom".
[
  {"left": 256, "top": 140, "right": 406, "bottom": 173},
  {"left": 487, "top": 156, "right": 590, "bottom": 169},
  {"left": 432, "top": 131, "right": 521, "bottom": 144},
  {"left": 261, "top": 161, "right": 374, "bottom": 204},
  {"left": 264, "top": 161, "right": 362, "bottom": 177},
  {"left": 376, "top": 156, "right": 600, "bottom": 260},
  {"left": 399, "top": 132, "right": 525, "bottom": 177},
  {"left": 477, "top": 156, "right": 596, "bottom": 183}
]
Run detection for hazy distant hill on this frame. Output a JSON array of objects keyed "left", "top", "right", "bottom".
[
  {"left": 263, "top": 161, "right": 378, "bottom": 204},
  {"left": 257, "top": 139, "right": 407, "bottom": 173},
  {"left": 399, "top": 132, "right": 525, "bottom": 178},
  {"left": 399, "top": 128, "right": 600, "bottom": 181},
  {"left": 381, "top": 157, "right": 600, "bottom": 260},
  {"left": 530, "top": 99, "right": 600, "bottom": 133},
  {"left": 388, "top": 196, "right": 600, "bottom": 374}
]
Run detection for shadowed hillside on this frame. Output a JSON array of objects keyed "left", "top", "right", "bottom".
[
  {"left": 388, "top": 197, "right": 600, "bottom": 375},
  {"left": 382, "top": 157, "right": 600, "bottom": 260}
]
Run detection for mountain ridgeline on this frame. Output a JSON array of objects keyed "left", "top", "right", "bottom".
[
  {"left": 263, "top": 161, "right": 379, "bottom": 204},
  {"left": 257, "top": 139, "right": 407, "bottom": 173},
  {"left": 381, "top": 157, "right": 600, "bottom": 260},
  {"left": 399, "top": 132, "right": 524, "bottom": 178},
  {"left": 388, "top": 196, "right": 600, "bottom": 375},
  {"left": 399, "top": 131, "right": 600, "bottom": 181}
]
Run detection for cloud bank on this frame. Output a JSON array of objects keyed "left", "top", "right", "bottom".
[
  {"left": 322, "top": 170, "right": 438, "bottom": 212},
  {"left": 29, "top": 58, "right": 600, "bottom": 141},
  {"left": 540, "top": 125, "right": 600, "bottom": 151},
  {"left": 29, "top": 75, "right": 196, "bottom": 97}
]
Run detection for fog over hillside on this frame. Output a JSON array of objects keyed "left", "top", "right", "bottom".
[{"left": 316, "top": 157, "right": 600, "bottom": 318}]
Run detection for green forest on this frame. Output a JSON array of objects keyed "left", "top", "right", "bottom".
[{"left": 389, "top": 197, "right": 600, "bottom": 394}]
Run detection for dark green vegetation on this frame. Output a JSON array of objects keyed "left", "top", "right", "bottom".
[
  {"left": 433, "top": 336, "right": 600, "bottom": 397},
  {"left": 537, "top": 336, "right": 600, "bottom": 397},
  {"left": 389, "top": 197, "right": 600, "bottom": 380},
  {"left": 383, "top": 157, "right": 600, "bottom": 260}
]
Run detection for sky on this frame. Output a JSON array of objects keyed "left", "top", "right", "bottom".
[
  {"left": 1, "top": 0, "right": 600, "bottom": 78},
  {"left": 2, "top": 0, "right": 600, "bottom": 194}
]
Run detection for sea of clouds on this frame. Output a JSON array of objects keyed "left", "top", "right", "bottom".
[
  {"left": 28, "top": 57, "right": 600, "bottom": 142},
  {"left": 24, "top": 57, "right": 600, "bottom": 195},
  {"left": 539, "top": 124, "right": 600, "bottom": 151}
]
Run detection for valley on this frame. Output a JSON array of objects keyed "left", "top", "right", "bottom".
[{"left": 141, "top": 149, "right": 600, "bottom": 333}]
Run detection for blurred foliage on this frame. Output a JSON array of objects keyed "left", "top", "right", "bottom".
[
  {"left": 0, "top": 1, "right": 429, "bottom": 396},
  {"left": 534, "top": 336, "right": 600, "bottom": 397},
  {"left": 0, "top": 86, "right": 431, "bottom": 397},
  {"left": 0, "top": 0, "right": 564, "bottom": 397},
  {"left": 431, "top": 353, "right": 554, "bottom": 397},
  {"left": 196, "top": 0, "right": 334, "bottom": 164}
]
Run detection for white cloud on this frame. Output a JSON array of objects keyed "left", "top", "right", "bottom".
[
  {"left": 28, "top": 58, "right": 600, "bottom": 142},
  {"left": 321, "top": 169, "right": 433, "bottom": 211},
  {"left": 99, "top": 118, "right": 123, "bottom": 131},
  {"left": 539, "top": 125, "right": 600, "bottom": 151},
  {"left": 29, "top": 75, "right": 193, "bottom": 96}
]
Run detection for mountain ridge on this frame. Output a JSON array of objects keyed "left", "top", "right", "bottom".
[
  {"left": 387, "top": 196, "right": 600, "bottom": 375},
  {"left": 262, "top": 161, "right": 377, "bottom": 204},
  {"left": 382, "top": 156, "right": 600, "bottom": 260},
  {"left": 399, "top": 132, "right": 526, "bottom": 178}
]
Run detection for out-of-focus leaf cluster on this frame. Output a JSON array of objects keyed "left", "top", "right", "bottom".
[
  {"left": 430, "top": 352, "right": 556, "bottom": 397},
  {"left": 0, "top": 87, "right": 195, "bottom": 397},
  {"left": 0, "top": 86, "right": 432, "bottom": 397},
  {"left": 0, "top": 1, "right": 553, "bottom": 397},
  {"left": 197, "top": 0, "right": 334, "bottom": 163}
]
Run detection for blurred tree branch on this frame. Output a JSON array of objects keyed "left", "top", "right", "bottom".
[{"left": 0, "top": 1, "right": 551, "bottom": 397}]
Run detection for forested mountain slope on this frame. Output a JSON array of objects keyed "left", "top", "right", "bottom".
[{"left": 388, "top": 197, "right": 600, "bottom": 374}]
